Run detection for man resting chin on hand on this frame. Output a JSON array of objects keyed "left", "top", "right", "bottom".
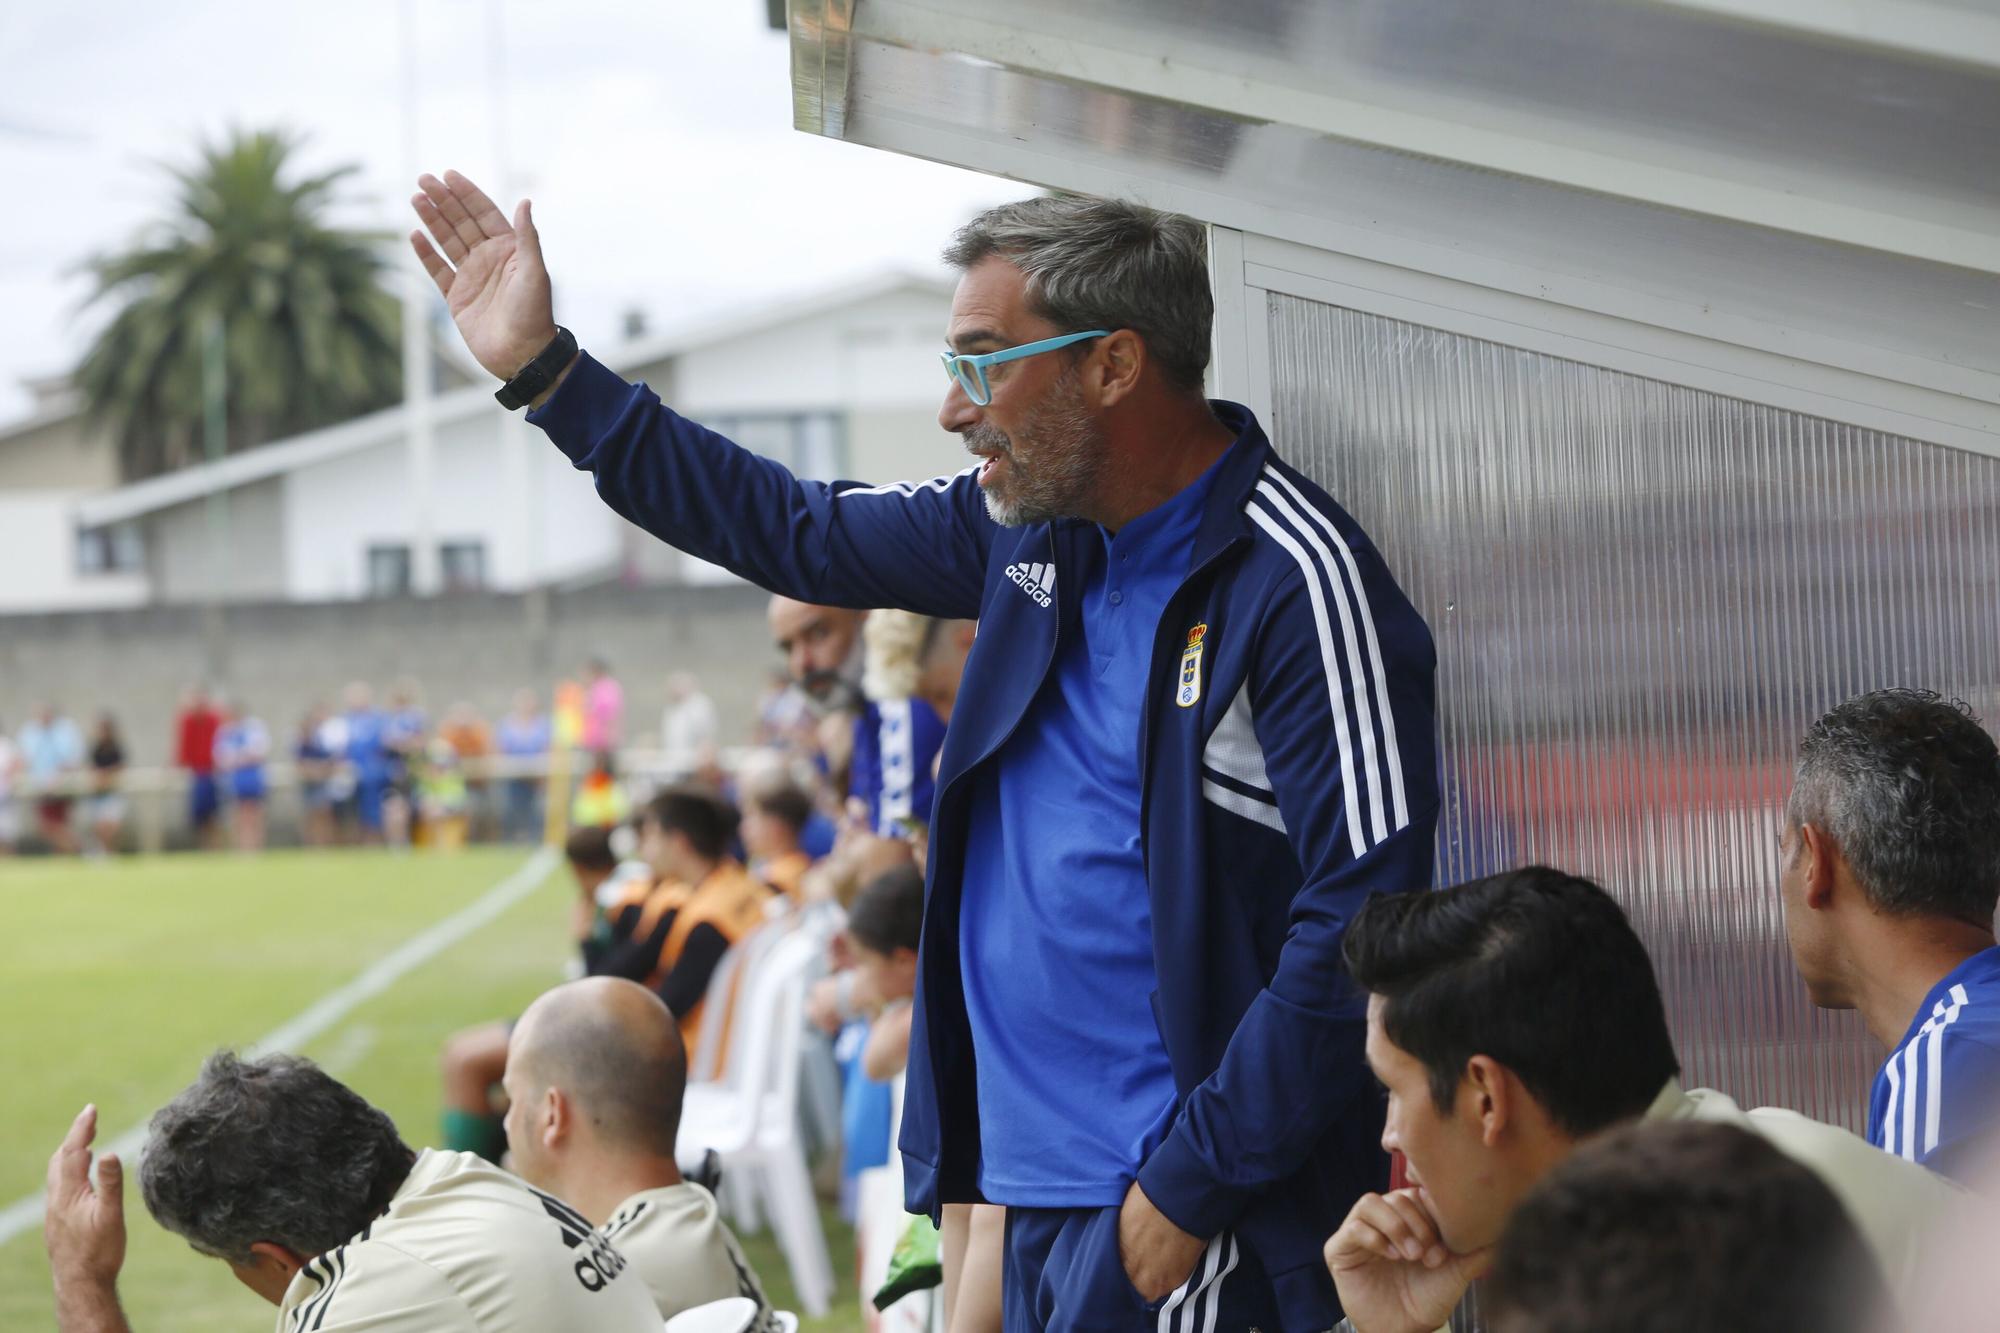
[{"left": 1322, "top": 1185, "right": 1484, "bottom": 1333}]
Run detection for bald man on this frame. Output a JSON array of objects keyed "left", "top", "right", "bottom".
[
  {"left": 503, "top": 978, "right": 775, "bottom": 1329},
  {"left": 767, "top": 595, "right": 864, "bottom": 707}
]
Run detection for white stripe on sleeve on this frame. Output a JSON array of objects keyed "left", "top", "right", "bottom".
[
  {"left": 1254, "top": 481, "right": 1389, "bottom": 844},
  {"left": 1263, "top": 466, "right": 1411, "bottom": 829},
  {"left": 835, "top": 467, "right": 978, "bottom": 499},
  {"left": 1923, "top": 984, "right": 1971, "bottom": 1155},
  {"left": 1899, "top": 1035, "right": 1923, "bottom": 1162},
  {"left": 1247, "top": 502, "right": 1368, "bottom": 859},
  {"left": 1883, "top": 1053, "right": 1903, "bottom": 1157}
]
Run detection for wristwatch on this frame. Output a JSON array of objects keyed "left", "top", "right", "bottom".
[{"left": 494, "top": 326, "right": 578, "bottom": 410}]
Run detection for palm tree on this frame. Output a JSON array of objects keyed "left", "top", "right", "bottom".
[{"left": 76, "top": 129, "right": 402, "bottom": 479}]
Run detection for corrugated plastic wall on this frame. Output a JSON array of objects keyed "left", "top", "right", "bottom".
[{"left": 1266, "top": 293, "right": 2000, "bottom": 1131}]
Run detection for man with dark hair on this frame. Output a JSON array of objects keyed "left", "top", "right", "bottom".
[
  {"left": 414, "top": 164, "right": 1437, "bottom": 1331},
  {"left": 42, "top": 1054, "right": 658, "bottom": 1332},
  {"left": 1780, "top": 687, "right": 2000, "bottom": 1178},
  {"left": 1484, "top": 1120, "right": 1889, "bottom": 1333},
  {"left": 740, "top": 769, "right": 817, "bottom": 902},
  {"left": 505, "top": 977, "right": 775, "bottom": 1328},
  {"left": 598, "top": 786, "right": 770, "bottom": 1062},
  {"left": 1321, "top": 867, "right": 1957, "bottom": 1333}
]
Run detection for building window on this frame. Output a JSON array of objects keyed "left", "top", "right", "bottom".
[
  {"left": 440, "top": 540, "right": 487, "bottom": 593},
  {"left": 76, "top": 523, "right": 144, "bottom": 575},
  {"left": 366, "top": 543, "right": 412, "bottom": 598}
]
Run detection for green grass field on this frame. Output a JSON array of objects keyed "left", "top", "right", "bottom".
[{"left": 0, "top": 848, "right": 863, "bottom": 1331}]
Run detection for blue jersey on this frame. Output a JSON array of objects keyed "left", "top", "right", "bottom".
[
  {"left": 849, "top": 697, "right": 947, "bottom": 838},
  {"left": 1868, "top": 945, "right": 2000, "bottom": 1180},
  {"left": 344, "top": 709, "right": 391, "bottom": 785}
]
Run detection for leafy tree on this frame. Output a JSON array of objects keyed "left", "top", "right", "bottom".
[{"left": 77, "top": 129, "right": 401, "bottom": 479}]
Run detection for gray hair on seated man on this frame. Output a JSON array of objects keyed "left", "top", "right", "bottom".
[
  {"left": 1786, "top": 687, "right": 2000, "bottom": 925},
  {"left": 142, "top": 1052, "right": 415, "bottom": 1281}
]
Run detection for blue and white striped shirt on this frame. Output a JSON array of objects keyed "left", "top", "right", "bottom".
[{"left": 1867, "top": 944, "right": 2000, "bottom": 1181}]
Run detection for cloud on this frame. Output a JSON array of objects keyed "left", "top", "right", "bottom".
[{"left": 0, "top": 0, "right": 1023, "bottom": 421}]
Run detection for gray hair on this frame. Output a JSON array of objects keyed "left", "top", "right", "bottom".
[
  {"left": 943, "top": 195, "right": 1212, "bottom": 394},
  {"left": 140, "top": 1052, "right": 414, "bottom": 1263},
  {"left": 1788, "top": 688, "right": 2000, "bottom": 924}
]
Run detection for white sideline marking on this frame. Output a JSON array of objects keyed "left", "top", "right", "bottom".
[{"left": 0, "top": 845, "right": 560, "bottom": 1249}]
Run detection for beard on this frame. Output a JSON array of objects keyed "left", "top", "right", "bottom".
[{"left": 969, "top": 369, "right": 1109, "bottom": 527}]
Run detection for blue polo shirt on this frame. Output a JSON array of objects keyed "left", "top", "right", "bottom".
[{"left": 958, "top": 451, "right": 1226, "bottom": 1206}]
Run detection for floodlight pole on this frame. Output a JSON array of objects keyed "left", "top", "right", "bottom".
[
  {"left": 201, "top": 310, "right": 231, "bottom": 674},
  {"left": 402, "top": 0, "right": 439, "bottom": 598}
]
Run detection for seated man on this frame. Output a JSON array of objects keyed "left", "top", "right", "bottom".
[
  {"left": 503, "top": 976, "right": 776, "bottom": 1328},
  {"left": 43, "top": 1054, "right": 658, "bottom": 1333},
  {"left": 1484, "top": 1120, "right": 1888, "bottom": 1333},
  {"left": 439, "top": 824, "right": 630, "bottom": 1160},
  {"left": 1322, "top": 866, "right": 1960, "bottom": 1333},
  {"left": 1779, "top": 687, "right": 2000, "bottom": 1179},
  {"left": 591, "top": 786, "right": 770, "bottom": 1060}
]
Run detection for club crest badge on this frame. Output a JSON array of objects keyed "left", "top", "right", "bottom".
[{"left": 1176, "top": 623, "right": 1208, "bottom": 708}]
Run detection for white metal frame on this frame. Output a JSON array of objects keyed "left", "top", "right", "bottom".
[{"left": 1209, "top": 226, "right": 2000, "bottom": 462}]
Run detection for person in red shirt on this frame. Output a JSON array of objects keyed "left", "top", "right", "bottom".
[{"left": 173, "top": 686, "right": 223, "bottom": 851}]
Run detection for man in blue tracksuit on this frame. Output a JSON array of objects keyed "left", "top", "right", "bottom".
[{"left": 411, "top": 171, "right": 1438, "bottom": 1330}]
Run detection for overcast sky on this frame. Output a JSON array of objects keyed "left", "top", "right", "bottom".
[{"left": 0, "top": 0, "right": 1021, "bottom": 422}]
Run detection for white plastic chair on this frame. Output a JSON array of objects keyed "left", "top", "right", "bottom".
[
  {"left": 675, "top": 929, "right": 834, "bottom": 1317},
  {"left": 662, "top": 1296, "right": 758, "bottom": 1333},
  {"left": 687, "top": 917, "right": 786, "bottom": 1085},
  {"left": 682, "top": 918, "right": 793, "bottom": 1232}
]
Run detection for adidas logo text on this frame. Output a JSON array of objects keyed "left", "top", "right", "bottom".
[{"left": 1005, "top": 561, "right": 1056, "bottom": 607}]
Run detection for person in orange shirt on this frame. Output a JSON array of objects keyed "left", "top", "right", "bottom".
[
  {"left": 590, "top": 787, "right": 771, "bottom": 1063},
  {"left": 438, "top": 701, "right": 495, "bottom": 835}
]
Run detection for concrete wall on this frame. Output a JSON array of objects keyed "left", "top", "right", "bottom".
[{"left": 0, "top": 582, "right": 779, "bottom": 768}]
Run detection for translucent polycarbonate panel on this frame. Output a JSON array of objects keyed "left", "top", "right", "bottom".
[{"left": 1265, "top": 293, "right": 2000, "bottom": 1132}]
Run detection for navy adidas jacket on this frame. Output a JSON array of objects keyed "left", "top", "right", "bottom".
[{"left": 531, "top": 354, "right": 1440, "bottom": 1327}]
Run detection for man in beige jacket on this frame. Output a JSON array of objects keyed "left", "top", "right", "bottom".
[
  {"left": 1320, "top": 868, "right": 1959, "bottom": 1333},
  {"left": 503, "top": 977, "right": 777, "bottom": 1330}
]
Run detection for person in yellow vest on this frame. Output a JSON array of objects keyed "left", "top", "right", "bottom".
[
  {"left": 570, "top": 750, "right": 632, "bottom": 830},
  {"left": 592, "top": 787, "right": 772, "bottom": 1067},
  {"left": 552, "top": 679, "right": 586, "bottom": 750},
  {"left": 417, "top": 739, "right": 471, "bottom": 850}
]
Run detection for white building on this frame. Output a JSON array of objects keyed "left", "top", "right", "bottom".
[{"left": 0, "top": 271, "right": 956, "bottom": 610}]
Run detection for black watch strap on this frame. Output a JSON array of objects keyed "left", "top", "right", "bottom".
[{"left": 494, "top": 326, "right": 578, "bottom": 410}]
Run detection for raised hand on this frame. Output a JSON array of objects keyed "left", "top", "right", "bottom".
[
  {"left": 45, "top": 1105, "right": 128, "bottom": 1291},
  {"left": 1323, "top": 1188, "right": 1489, "bottom": 1333},
  {"left": 409, "top": 170, "right": 559, "bottom": 384}
]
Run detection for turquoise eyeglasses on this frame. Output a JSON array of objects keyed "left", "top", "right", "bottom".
[{"left": 939, "top": 330, "right": 1110, "bottom": 406}]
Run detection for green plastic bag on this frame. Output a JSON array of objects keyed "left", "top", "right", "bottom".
[{"left": 872, "top": 1214, "right": 943, "bottom": 1311}]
